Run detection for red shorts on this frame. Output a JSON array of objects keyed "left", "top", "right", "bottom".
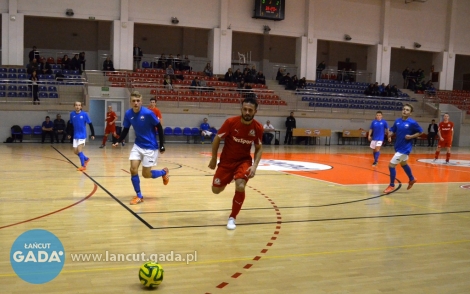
[
  {"left": 212, "top": 161, "right": 252, "bottom": 187},
  {"left": 437, "top": 138, "right": 452, "bottom": 148},
  {"left": 105, "top": 124, "right": 116, "bottom": 134}
]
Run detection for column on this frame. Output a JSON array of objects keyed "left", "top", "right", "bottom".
[{"left": 1, "top": 13, "right": 24, "bottom": 66}]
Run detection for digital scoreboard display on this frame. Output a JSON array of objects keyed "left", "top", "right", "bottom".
[{"left": 253, "top": 0, "right": 285, "bottom": 21}]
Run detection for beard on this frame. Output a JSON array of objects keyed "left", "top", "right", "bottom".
[{"left": 242, "top": 114, "right": 254, "bottom": 122}]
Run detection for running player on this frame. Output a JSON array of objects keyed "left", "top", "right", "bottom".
[
  {"left": 434, "top": 113, "right": 454, "bottom": 163},
  {"left": 68, "top": 101, "right": 95, "bottom": 171},
  {"left": 368, "top": 111, "right": 389, "bottom": 167},
  {"left": 100, "top": 105, "right": 121, "bottom": 148}
]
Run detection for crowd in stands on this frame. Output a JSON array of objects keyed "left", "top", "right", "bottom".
[
  {"left": 276, "top": 68, "right": 307, "bottom": 91},
  {"left": 364, "top": 82, "right": 400, "bottom": 97},
  {"left": 223, "top": 65, "right": 266, "bottom": 85},
  {"left": 402, "top": 67, "right": 435, "bottom": 93}
]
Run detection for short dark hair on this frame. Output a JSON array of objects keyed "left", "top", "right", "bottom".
[
  {"left": 242, "top": 97, "right": 258, "bottom": 109},
  {"left": 376, "top": 111, "right": 383, "bottom": 114},
  {"left": 404, "top": 103, "right": 413, "bottom": 112},
  {"left": 150, "top": 97, "right": 157, "bottom": 102},
  {"left": 46, "top": 116, "right": 50, "bottom": 119}
]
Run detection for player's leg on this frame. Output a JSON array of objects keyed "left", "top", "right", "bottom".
[
  {"left": 74, "top": 140, "right": 89, "bottom": 171},
  {"left": 140, "top": 148, "right": 169, "bottom": 185},
  {"left": 384, "top": 152, "right": 401, "bottom": 193},
  {"left": 130, "top": 159, "right": 144, "bottom": 204},
  {"left": 370, "top": 140, "right": 379, "bottom": 166},
  {"left": 227, "top": 162, "right": 252, "bottom": 229},
  {"left": 445, "top": 146, "right": 451, "bottom": 163},
  {"left": 434, "top": 145, "right": 442, "bottom": 161},
  {"left": 100, "top": 132, "right": 108, "bottom": 148},
  {"left": 400, "top": 159, "right": 416, "bottom": 190}
]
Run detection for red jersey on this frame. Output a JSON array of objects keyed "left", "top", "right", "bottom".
[
  {"left": 217, "top": 116, "right": 263, "bottom": 166},
  {"left": 438, "top": 121, "right": 454, "bottom": 140},
  {"left": 148, "top": 107, "right": 162, "bottom": 122},
  {"left": 106, "top": 111, "right": 117, "bottom": 124}
]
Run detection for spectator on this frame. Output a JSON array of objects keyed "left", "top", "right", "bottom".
[
  {"left": 174, "top": 54, "right": 182, "bottom": 70},
  {"left": 27, "top": 58, "right": 39, "bottom": 75},
  {"left": 428, "top": 119, "right": 438, "bottom": 147},
  {"left": 276, "top": 67, "right": 285, "bottom": 81},
  {"left": 285, "top": 75, "right": 298, "bottom": 90},
  {"left": 263, "top": 120, "right": 275, "bottom": 145},
  {"left": 203, "top": 62, "right": 213, "bottom": 77},
  {"left": 279, "top": 72, "right": 291, "bottom": 85},
  {"left": 297, "top": 77, "right": 307, "bottom": 89},
  {"left": 234, "top": 68, "right": 243, "bottom": 83},
  {"left": 79, "top": 52, "right": 86, "bottom": 71},
  {"left": 29, "top": 46, "right": 40, "bottom": 62},
  {"left": 390, "top": 85, "right": 399, "bottom": 97},
  {"left": 158, "top": 53, "right": 167, "bottom": 69},
  {"left": 255, "top": 71, "right": 266, "bottom": 85},
  {"left": 190, "top": 76, "right": 201, "bottom": 92},
  {"left": 181, "top": 55, "right": 191, "bottom": 71},
  {"left": 284, "top": 112, "right": 296, "bottom": 145},
  {"left": 62, "top": 55, "right": 71, "bottom": 70},
  {"left": 225, "top": 68, "right": 234, "bottom": 82},
  {"left": 102, "top": 57, "right": 115, "bottom": 71},
  {"left": 39, "top": 59, "right": 52, "bottom": 75},
  {"left": 163, "top": 75, "right": 173, "bottom": 90},
  {"left": 200, "top": 117, "right": 215, "bottom": 143},
  {"left": 402, "top": 67, "right": 410, "bottom": 89},
  {"left": 133, "top": 43, "right": 143, "bottom": 70},
  {"left": 165, "top": 65, "right": 175, "bottom": 80},
  {"left": 316, "top": 61, "right": 326, "bottom": 80},
  {"left": 71, "top": 54, "right": 81, "bottom": 72},
  {"left": 199, "top": 78, "right": 215, "bottom": 93},
  {"left": 41, "top": 116, "right": 54, "bottom": 144},
  {"left": 53, "top": 114, "right": 67, "bottom": 143},
  {"left": 30, "top": 70, "right": 40, "bottom": 105}
]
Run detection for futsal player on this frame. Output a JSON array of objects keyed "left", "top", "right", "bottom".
[
  {"left": 100, "top": 105, "right": 121, "bottom": 148},
  {"left": 383, "top": 104, "right": 423, "bottom": 194},
  {"left": 434, "top": 113, "right": 454, "bottom": 163},
  {"left": 208, "top": 97, "right": 264, "bottom": 230},
  {"left": 112, "top": 91, "right": 169, "bottom": 205},
  {"left": 368, "top": 111, "right": 389, "bottom": 167},
  {"left": 148, "top": 97, "right": 163, "bottom": 124},
  {"left": 68, "top": 101, "right": 95, "bottom": 171}
]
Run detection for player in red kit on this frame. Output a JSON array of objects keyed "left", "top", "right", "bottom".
[
  {"left": 208, "top": 97, "right": 263, "bottom": 230},
  {"left": 434, "top": 113, "right": 454, "bottom": 163},
  {"left": 100, "top": 105, "right": 121, "bottom": 148},
  {"left": 148, "top": 97, "right": 163, "bottom": 124}
]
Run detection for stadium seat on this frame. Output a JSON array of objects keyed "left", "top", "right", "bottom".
[
  {"left": 18, "top": 92, "right": 28, "bottom": 97},
  {"left": 18, "top": 74, "right": 27, "bottom": 79},
  {"left": 8, "top": 85, "right": 17, "bottom": 91},
  {"left": 17, "top": 68, "right": 26, "bottom": 73},
  {"left": 163, "top": 127, "right": 173, "bottom": 136},
  {"left": 33, "top": 126, "right": 42, "bottom": 135},
  {"left": 48, "top": 86, "right": 57, "bottom": 92},
  {"left": 39, "top": 92, "right": 48, "bottom": 98},
  {"left": 142, "top": 61, "right": 151, "bottom": 68},
  {"left": 47, "top": 57, "right": 55, "bottom": 64},
  {"left": 22, "top": 125, "right": 32, "bottom": 137},
  {"left": 48, "top": 93, "right": 58, "bottom": 98},
  {"left": 0, "top": 85, "right": 6, "bottom": 91},
  {"left": 173, "top": 127, "right": 183, "bottom": 136},
  {"left": 0, "top": 92, "right": 5, "bottom": 97},
  {"left": 8, "top": 73, "right": 17, "bottom": 79},
  {"left": 183, "top": 127, "right": 192, "bottom": 143},
  {"left": 8, "top": 68, "right": 17, "bottom": 73},
  {"left": 18, "top": 85, "right": 28, "bottom": 91},
  {"left": 0, "top": 68, "right": 7, "bottom": 73}
]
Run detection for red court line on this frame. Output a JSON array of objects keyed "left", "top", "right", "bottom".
[{"left": 0, "top": 184, "right": 98, "bottom": 230}]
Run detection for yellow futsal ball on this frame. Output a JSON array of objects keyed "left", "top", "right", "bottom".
[{"left": 139, "top": 261, "right": 164, "bottom": 288}]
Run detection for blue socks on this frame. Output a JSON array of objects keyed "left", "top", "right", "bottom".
[
  {"left": 151, "top": 170, "right": 165, "bottom": 178},
  {"left": 389, "top": 167, "right": 396, "bottom": 187},
  {"left": 78, "top": 152, "right": 87, "bottom": 167},
  {"left": 402, "top": 164, "right": 414, "bottom": 181},
  {"left": 373, "top": 151, "right": 380, "bottom": 163},
  {"left": 131, "top": 175, "right": 142, "bottom": 198}
]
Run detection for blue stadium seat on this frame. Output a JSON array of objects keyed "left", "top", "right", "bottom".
[
  {"left": 191, "top": 127, "right": 200, "bottom": 136},
  {"left": 163, "top": 127, "right": 173, "bottom": 136},
  {"left": 17, "top": 74, "right": 27, "bottom": 79},
  {"left": 62, "top": 70, "right": 70, "bottom": 74},
  {"left": 22, "top": 126, "right": 32, "bottom": 136},
  {"left": 48, "top": 86, "right": 57, "bottom": 92},
  {"left": 142, "top": 61, "right": 151, "bottom": 68},
  {"left": 48, "top": 93, "right": 58, "bottom": 98},
  {"left": 8, "top": 68, "right": 17, "bottom": 73},
  {"left": 0, "top": 68, "right": 7, "bottom": 73},
  {"left": 0, "top": 85, "right": 5, "bottom": 91},
  {"left": 39, "top": 86, "right": 47, "bottom": 92},
  {"left": 8, "top": 73, "right": 17, "bottom": 79},
  {"left": 7, "top": 85, "right": 17, "bottom": 91},
  {"left": 18, "top": 92, "right": 28, "bottom": 97},
  {"left": 0, "top": 92, "right": 5, "bottom": 97},
  {"left": 33, "top": 126, "right": 42, "bottom": 135},
  {"left": 17, "top": 68, "right": 26, "bottom": 73},
  {"left": 0, "top": 73, "right": 6, "bottom": 79},
  {"left": 18, "top": 85, "right": 28, "bottom": 91},
  {"left": 173, "top": 127, "right": 183, "bottom": 136},
  {"left": 8, "top": 92, "right": 17, "bottom": 97},
  {"left": 39, "top": 92, "right": 48, "bottom": 98}
]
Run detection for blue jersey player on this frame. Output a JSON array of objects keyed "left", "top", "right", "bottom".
[
  {"left": 68, "top": 101, "right": 95, "bottom": 171},
  {"left": 368, "top": 111, "right": 389, "bottom": 167},
  {"left": 383, "top": 104, "right": 423, "bottom": 194},
  {"left": 113, "top": 91, "right": 169, "bottom": 205}
]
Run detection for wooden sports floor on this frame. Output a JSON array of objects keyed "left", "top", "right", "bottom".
[{"left": 1, "top": 142, "right": 470, "bottom": 293}]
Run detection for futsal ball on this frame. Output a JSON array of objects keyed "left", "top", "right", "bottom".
[{"left": 139, "top": 261, "right": 164, "bottom": 288}]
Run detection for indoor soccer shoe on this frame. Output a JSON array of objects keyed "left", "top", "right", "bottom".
[
  {"left": 130, "top": 196, "right": 144, "bottom": 205},
  {"left": 77, "top": 166, "right": 86, "bottom": 172},
  {"left": 227, "top": 217, "right": 236, "bottom": 230},
  {"left": 407, "top": 179, "right": 417, "bottom": 190},
  {"left": 383, "top": 185, "right": 394, "bottom": 194},
  {"left": 162, "top": 167, "right": 169, "bottom": 185},
  {"left": 84, "top": 158, "right": 90, "bottom": 167}
]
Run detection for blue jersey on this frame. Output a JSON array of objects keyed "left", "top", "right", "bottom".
[
  {"left": 70, "top": 111, "right": 92, "bottom": 139},
  {"left": 369, "top": 119, "right": 388, "bottom": 141},
  {"left": 390, "top": 117, "right": 423, "bottom": 155},
  {"left": 123, "top": 107, "right": 160, "bottom": 150},
  {"left": 200, "top": 122, "right": 210, "bottom": 131}
]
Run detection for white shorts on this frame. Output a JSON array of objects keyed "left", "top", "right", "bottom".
[
  {"left": 390, "top": 152, "right": 409, "bottom": 165},
  {"left": 370, "top": 140, "right": 383, "bottom": 149},
  {"left": 73, "top": 139, "right": 86, "bottom": 148},
  {"left": 202, "top": 130, "right": 212, "bottom": 136},
  {"left": 129, "top": 144, "right": 159, "bottom": 167}
]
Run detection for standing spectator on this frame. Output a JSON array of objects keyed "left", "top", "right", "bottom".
[
  {"left": 71, "top": 54, "right": 81, "bottom": 72},
  {"left": 30, "top": 70, "right": 40, "bottom": 105},
  {"left": 79, "top": 52, "right": 86, "bottom": 71},
  {"left": 102, "top": 56, "right": 115, "bottom": 71},
  {"left": 181, "top": 55, "right": 191, "bottom": 71},
  {"left": 427, "top": 119, "right": 438, "bottom": 147},
  {"left": 284, "top": 112, "right": 296, "bottom": 145},
  {"left": 434, "top": 113, "right": 454, "bottom": 163},
  {"left": 112, "top": 91, "right": 168, "bottom": 205},
  {"left": 100, "top": 105, "right": 121, "bottom": 148},
  {"left": 68, "top": 101, "right": 95, "bottom": 171},
  {"left": 316, "top": 61, "right": 326, "bottom": 80},
  {"left": 29, "top": 46, "right": 40, "bottom": 62},
  {"left": 263, "top": 120, "right": 275, "bottom": 145},
  {"left": 204, "top": 62, "right": 213, "bottom": 77},
  {"left": 208, "top": 97, "right": 263, "bottom": 230},
  {"left": 157, "top": 53, "right": 167, "bottom": 69},
  {"left": 62, "top": 55, "right": 71, "bottom": 70},
  {"left": 133, "top": 43, "right": 143, "bottom": 70},
  {"left": 368, "top": 111, "right": 389, "bottom": 167},
  {"left": 41, "top": 116, "right": 54, "bottom": 144},
  {"left": 402, "top": 67, "right": 410, "bottom": 89},
  {"left": 53, "top": 114, "right": 67, "bottom": 143},
  {"left": 383, "top": 104, "right": 423, "bottom": 194},
  {"left": 200, "top": 117, "right": 215, "bottom": 143}
]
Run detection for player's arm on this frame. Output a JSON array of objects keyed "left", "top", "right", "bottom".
[
  {"left": 110, "top": 114, "right": 117, "bottom": 125},
  {"left": 88, "top": 123, "right": 95, "bottom": 139},
  {"left": 387, "top": 129, "right": 393, "bottom": 142},
  {"left": 156, "top": 122, "right": 165, "bottom": 153},
  {"left": 368, "top": 128, "right": 373, "bottom": 141},
  {"left": 208, "top": 135, "right": 221, "bottom": 170},
  {"left": 247, "top": 143, "right": 263, "bottom": 178}
]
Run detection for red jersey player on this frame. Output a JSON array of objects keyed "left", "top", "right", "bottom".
[
  {"left": 148, "top": 97, "right": 163, "bottom": 124},
  {"left": 208, "top": 97, "right": 263, "bottom": 230},
  {"left": 434, "top": 113, "right": 454, "bottom": 163},
  {"left": 100, "top": 105, "right": 120, "bottom": 148}
]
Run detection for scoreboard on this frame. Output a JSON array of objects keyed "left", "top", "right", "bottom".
[{"left": 253, "top": 0, "right": 285, "bottom": 21}]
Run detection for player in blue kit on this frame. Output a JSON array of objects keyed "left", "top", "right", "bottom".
[
  {"left": 112, "top": 91, "right": 169, "bottom": 205},
  {"left": 368, "top": 111, "right": 389, "bottom": 167},
  {"left": 68, "top": 101, "right": 95, "bottom": 171},
  {"left": 383, "top": 104, "right": 423, "bottom": 194}
]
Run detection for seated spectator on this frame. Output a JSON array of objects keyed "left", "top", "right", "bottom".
[
  {"left": 158, "top": 53, "right": 167, "bottom": 69},
  {"left": 102, "top": 57, "right": 115, "bottom": 71},
  {"left": 200, "top": 117, "right": 215, "bottom": 143},
  {"left": 255, "top": 71, "right": 266, "bottom": 85},
  {"left": 29, "top": 46, "right": 40, "bottom": 62},
  {"left": 55, "top": 71, "right": 65, "bottom": 82},
  {"left": 166, "top": 65, "right": 176, "bottom": 80},
  {"left": 62, "top": 55, "right": 71, "bottom": 70},
  {"left": 79, "top": 52, "right": 86, "bottom": 71},
  {"left": 378, "top": 83, "right": 385, "bottom": 96},
  {"left": 279, "top": 72, "right": 291, "bottom": 85},
  {"left": 53, "top": 114, "right": 67, "bottom": 143},
  {"left": 297, "top": 77, "right": 307, "bottom": 89},
  {"left": 190, "top": 76, "right": 201, "bottom": 92},
  {"left": 199, "top": 78, "right": 215, "bottom": 93},
  {"left": 175, "top": 54, "right": 182, "bottom": 70},
  {"left": 27, "top": 58, "right": 40, "bottom": 74},
  {"left": 39, "top": 59, "right": 52, "bottom": 75},
  {"left": 263, "top": 120, "right": 275, "bottom": 145},
  {"left": 390, "top": 85, "right": 399, "bottom": 97},
  {"left": 285, "top": 75, "right": 298, "bottom": 90},
  {"left": 225, "top": 68, "right": 234, "bottom": 82},
  {"left": 41, "top": 116, "right": 54, "bottom": 144},
  {"left": 276, "top": 68, "right": 285, "bottom": 81},
  {"left": 384, "top": 84, "right": 391, "bottom": 97},
  {"left": 163, "top": 75, "right": 173, "bottom": 90},
  {"left": 233, "top": 68, "right": 243, "bottom": 83},
  {"left": 181, "top": 55, "right": 191, "bottom": 71},
  {"left": 203, "top": 62, "right": 213, "bottom": 77},
  {"left": 250, "top": 65, "right": 257, "bottom": 76}
]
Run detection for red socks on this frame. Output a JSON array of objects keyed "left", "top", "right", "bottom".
[
  {"left": 434, "top": 151, "right": 440, "bottom": 159},
  {"left": 229, "top": 191, "right": 245, "bottom": 219},
  {"left": 446, "top": 152, "right": 451, "bottom": 162}
]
